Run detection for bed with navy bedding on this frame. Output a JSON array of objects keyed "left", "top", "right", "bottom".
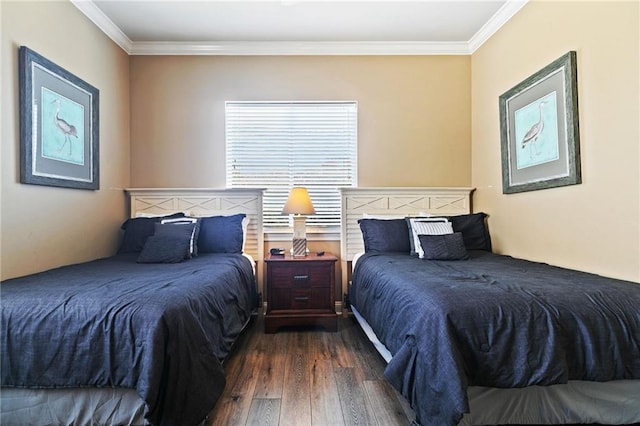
[
  {"left": 351, "top": 251, "right": 640, "bottom": 425},
  {"left": 0, "top": 188, "right": 264, "bottom": 426},
  {"left": 341, "top": 187, "right": 640, "bottom": 426},
  {"left": 1, "top": 253, "right": 256, "bottom": 426}
]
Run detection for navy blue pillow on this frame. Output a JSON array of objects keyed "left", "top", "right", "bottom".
[
  {"left": 447, "top": 213, "right": 492, "bottom": 251},
  {"left": 198, "top": 214, "right": 246, "bottom": 254},
  {"left": 419, "top": 232, "right": 469, "bottom": 260},
  {"left": 160, "top": 218, "right": 201, "bottom": 257},
  {"left": 153, "top": 222, "right": 197, "bottom": 259},
  {"left": 358, "top": 218, "right": 411, "bottom": 253},
  {"left": 137, "top": 234, "right": 191, "bottom": 264},
  {"left": 118, "top": 213, "right": 186, "bottom": 254}
]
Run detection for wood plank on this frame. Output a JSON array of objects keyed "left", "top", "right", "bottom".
[
  {"left": 363, "top": 380, "right": 412, "bottom": 426},
  {"left": 340, "top": 318, "right": 386, "bottom": 381},
  {"left": 245, "top": 398, "right": 281, "bottom": 426},
  {"left": 334, "top": 366, "right": 378, "bottom": 426},
  {"left": 311, "top": 330, "right": 333, "bottom": 360},
  {"left": 279, "top": 352, "right": 312, "bottom": 426},
  {"left": 270, "top": 327, "right": 294, "bottom": 354},
  {"left": 243, "top": 317, "right": 270, "bottom": 354},
  {"left": 290, "top": 329, "right": 311, "bottom": 354},
  {"left": 329, "top": 327, "right": 358, "bottom": 369},
  {"left": 310, "top": 359, "right": 344, "bottom": 426},
  {"left": 209, "top": 351, "right": 264, "bottom": 425},
  {"left": 253, "top": 351, "right": 286, "bottom": 399}
]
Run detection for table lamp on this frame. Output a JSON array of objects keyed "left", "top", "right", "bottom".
[{"left": 282, "top": 187, "right": 315, "bottom": 257}]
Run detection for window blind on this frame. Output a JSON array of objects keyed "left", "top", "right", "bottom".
[{"left": 226, "top": 101, "right": 357, "bottom": 229}]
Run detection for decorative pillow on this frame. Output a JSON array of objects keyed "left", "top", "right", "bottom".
[
  {"left": 161, "top": 217, "right": 201, "bottom": 257},
  {"left": 406, "top": 217, "right": 442, "bottom": 256},
  {"left": 358, "top": 218, "right": 411, "bottom": 253},
  {"left": 447, "top": 213, "right": 492, "bottom": 251},
  {"left": 198, "top": 214, "right": 246, "bottom": 254},
  {"left": 407, "top": 218, "right": 453, "bottom": 258},
  {"left": 118, "top": 213, "right": 186, "bottom": 254},
  {"left": 418, "top": 233, "right": 469, "bottom": 261},
  {"left": 137, "top": 234, "right": 191, "bottom": 264},
  {"left": 153, "top": 222, "right": 197, "bottom": 259}
]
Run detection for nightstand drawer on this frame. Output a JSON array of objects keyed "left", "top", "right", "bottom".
[
  {"left": 270, "top": 264, "right": 333, "bottom": 288},
  {"left": 290, "top": 289, "right": 312, "bottom": 309},
  {"left": 270, "top": 288, "right": 333, "bottom": 310}
]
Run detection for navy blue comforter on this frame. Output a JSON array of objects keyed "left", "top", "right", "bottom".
[
  {"left": 351, "top": 251, "right": 640, "bottom": 426},
  {"left": 1, "top": 253, "right": 257, "bottom": 426}
]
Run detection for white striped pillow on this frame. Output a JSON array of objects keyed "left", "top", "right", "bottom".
[{"left": 410, "top": 218, "right": 453, "bottom": 259}]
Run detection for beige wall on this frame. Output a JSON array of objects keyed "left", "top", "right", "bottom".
[
  {"left": 1, "top": 1, "right": 130, "bottom": 280},
  {"left": 472, "top": 1, "right": 639, "bottom": 281},
  {"left": 130, "top": 55, "right": 471, "bottom": 299},
  {"left": 4, "top": 0, "right": 637, "bottom": 287},
  {"left": 129, "top": 55, "right": 471, "bottom": 188}
]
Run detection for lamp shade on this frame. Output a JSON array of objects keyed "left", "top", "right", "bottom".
[{"left": 282, "top": 187, "right": 315, "bottom": 215}]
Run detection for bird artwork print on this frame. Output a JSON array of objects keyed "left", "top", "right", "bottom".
[
  {"left": 521, "top": 101, "right": 546, "bottom": 158},
  {"left": 52, "top": 98, "right": 78, "bottom": 156}
]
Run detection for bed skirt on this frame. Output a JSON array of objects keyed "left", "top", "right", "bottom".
[{"left": 1, "top": 388, "right": 147, "bottom": 426}]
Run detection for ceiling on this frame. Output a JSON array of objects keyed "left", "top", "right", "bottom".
[{"left": 71, "top": 0, "right": 528, "bottom": 55}]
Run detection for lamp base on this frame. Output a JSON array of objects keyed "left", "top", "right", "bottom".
[
  {"left": 291, "top": 238, "right": 307, "bottom": 257},
  {"left": 291, "top": 216, "right": 308, "bottom": 257}
]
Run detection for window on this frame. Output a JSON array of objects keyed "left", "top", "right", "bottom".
[{"left": 226, "top": 101, "right": 357, "bottom": 231}]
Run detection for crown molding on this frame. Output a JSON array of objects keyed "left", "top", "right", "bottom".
[
  {"left": 468, "top": 0, "right": 528, "bottom": 53},
  {"left": 70, "top": 0, "right": 133, "bottom": 54},
  {"left": 129, "top": 41, "right": 471, "bottom": 56},
  {"left": 74, "top": 0, "right": 528, "bottom": 56}
]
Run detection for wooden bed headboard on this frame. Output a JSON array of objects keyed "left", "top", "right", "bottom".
[
  {"left": 340, "top": 187, "right": 475, "bottom": 262},
  {"left": 125, "top": 188, "right": 264, "bottom": 270}
]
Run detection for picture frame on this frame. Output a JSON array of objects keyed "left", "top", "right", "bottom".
[
  {"left": 19, "top": 46, "right": 99, "bottom": 190},
  {"left": 499, "top": 51, "right": 580, "bottom": 194}
]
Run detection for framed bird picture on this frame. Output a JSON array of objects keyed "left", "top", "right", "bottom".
[
  {"left": 499, "top": 51, "right": 580, "bottom": 194},
  {"left": 19, "top": 46, "right": 99, "bottom": 190}
]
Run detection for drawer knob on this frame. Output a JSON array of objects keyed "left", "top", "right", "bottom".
[
  {"left": 293, "top": 275, "right": 309, "bottom": 281},
  {"left": 294, "top": 296, "right": 309, "bottom": 302}
]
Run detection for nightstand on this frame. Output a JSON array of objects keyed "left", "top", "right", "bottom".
[{"left": 264, "top": 252, "right": 338, "bottom": 333}]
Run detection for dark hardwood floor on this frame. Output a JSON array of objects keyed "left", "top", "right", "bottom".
[{"left": 207, "top": 312, "right": 415, "bottom": 426}]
